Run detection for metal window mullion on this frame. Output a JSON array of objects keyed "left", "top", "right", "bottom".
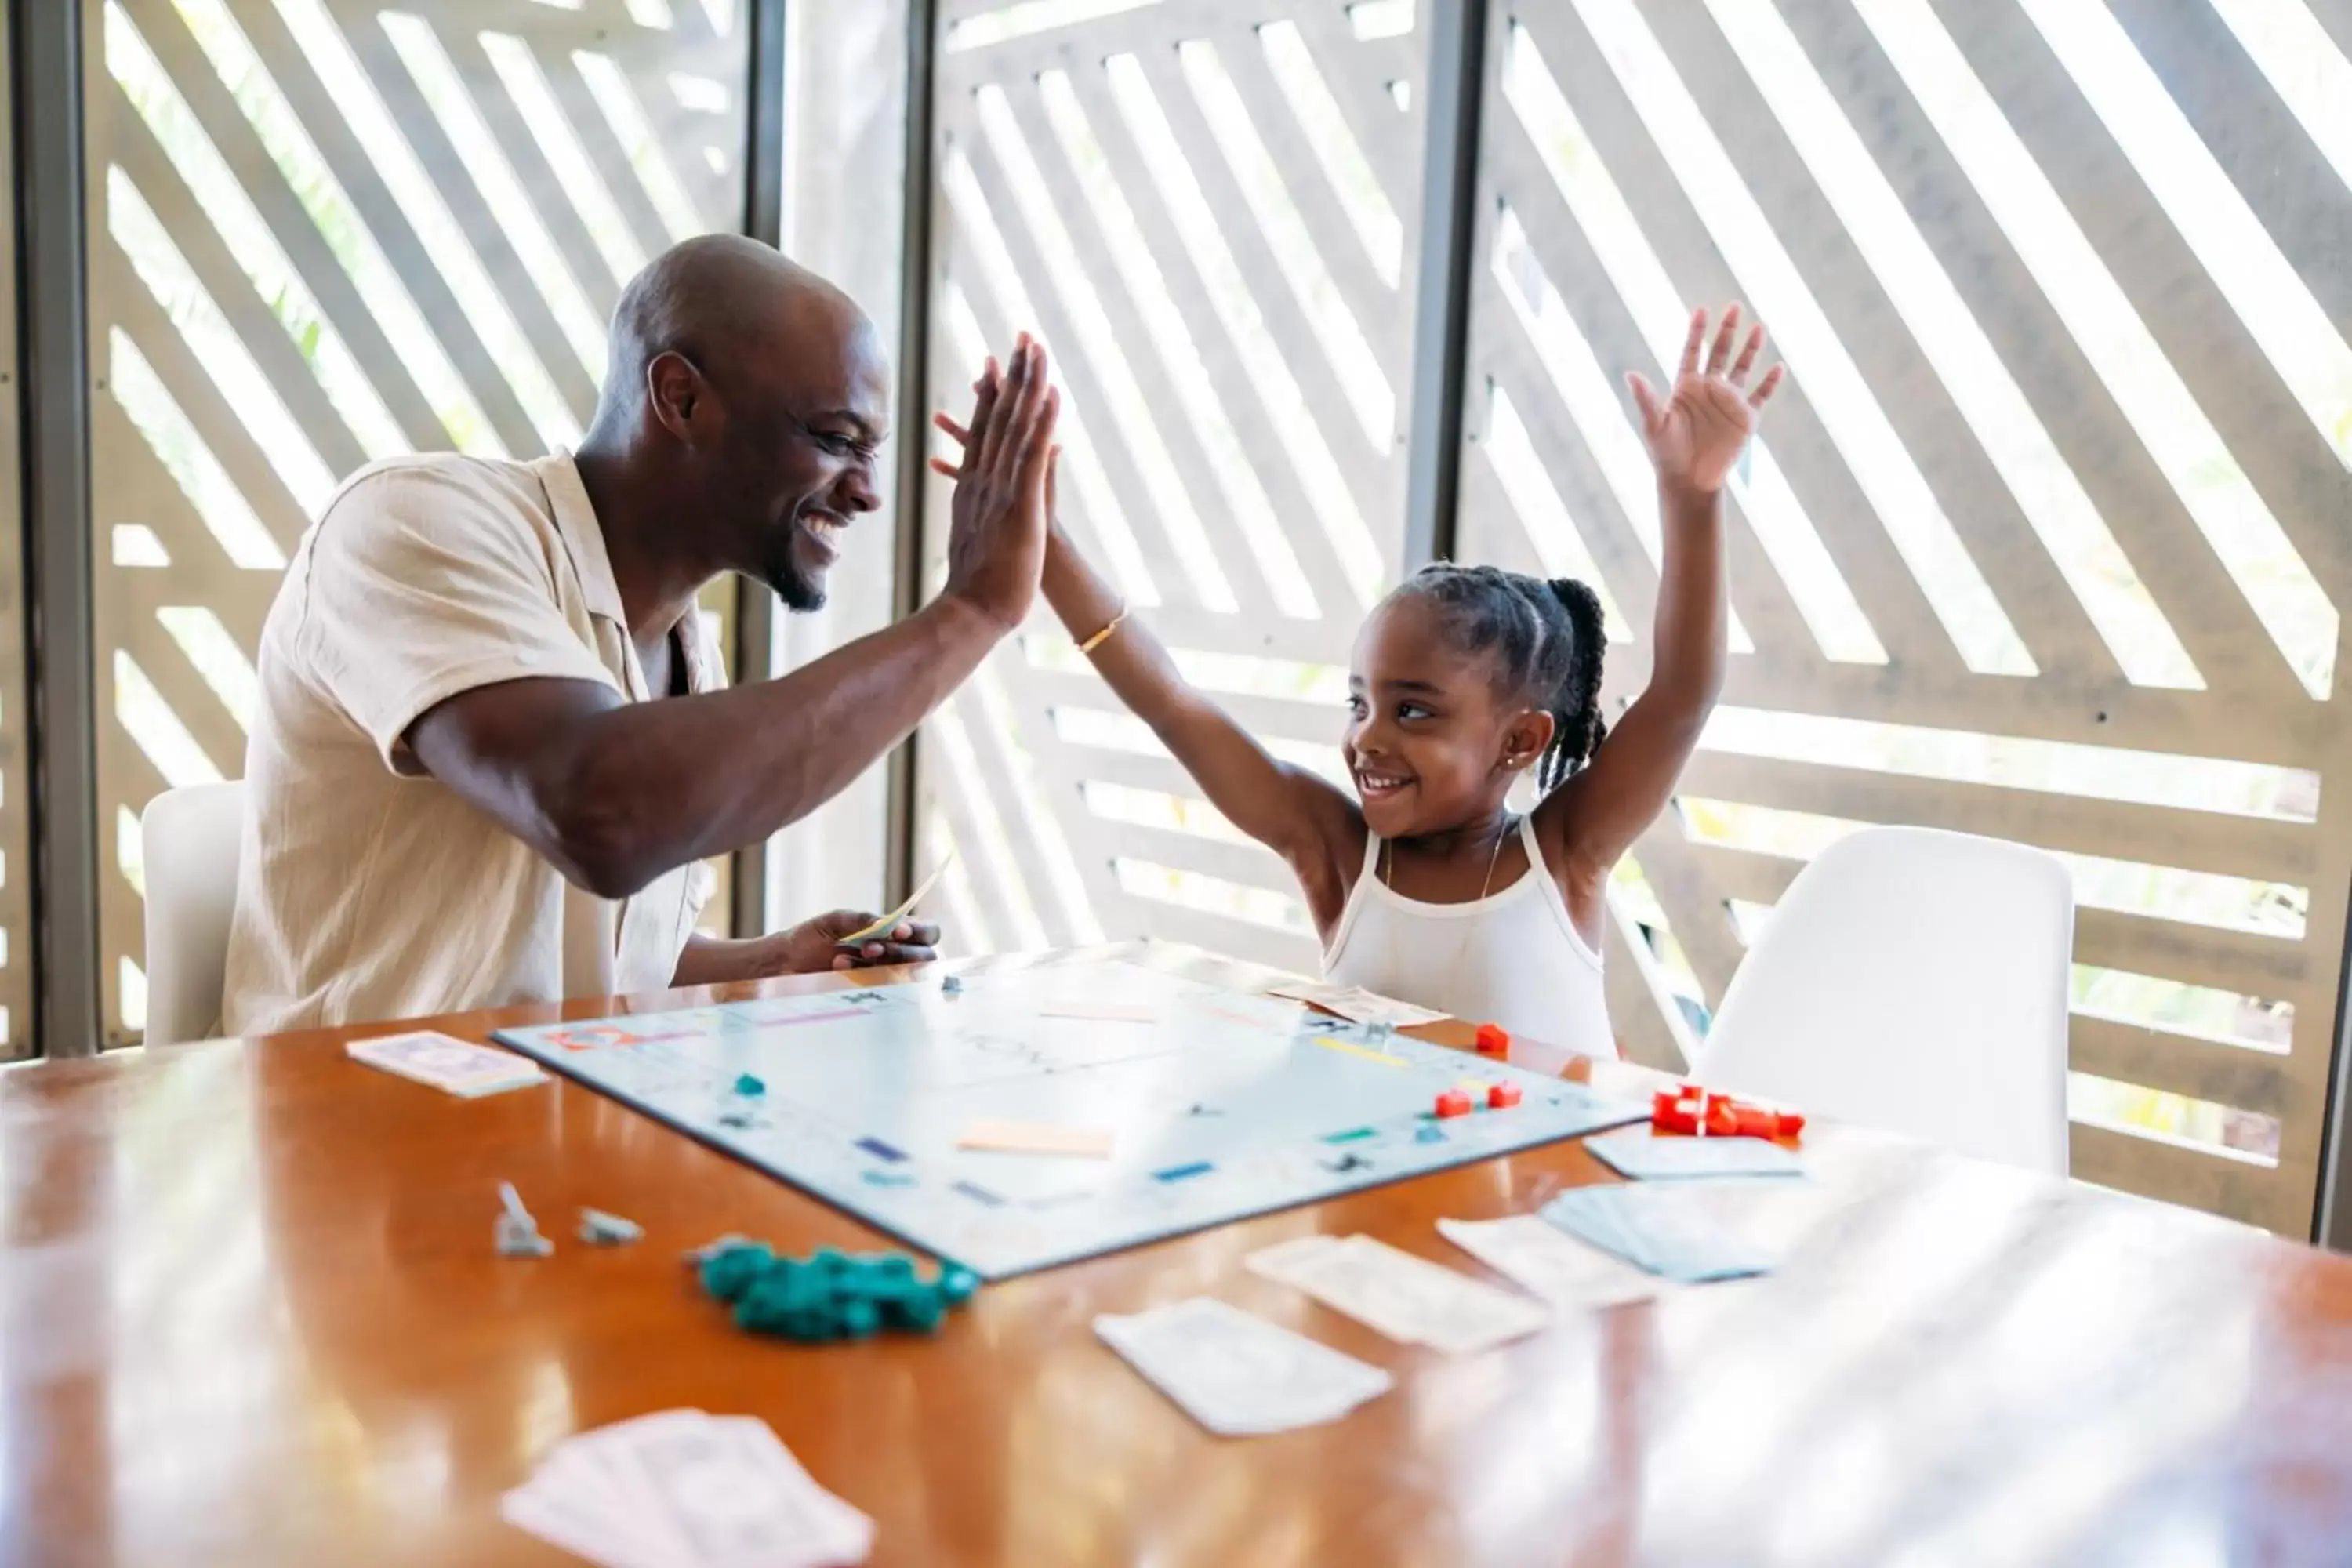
[
  {"left": 728, "top": 0, "right": 787, "bottom": 939},
  {"left": 2318, "top": 860, "right": 2352, "bottom": 1250},
  {"left": 882, "top": 0, "right": 938, "bottom": 909},
  {"left": 16, "top": 0, "right": 100, "bottom": 1058},
  {"left": 1399, "top": 0, "right": 1494, "bottom": 574}
]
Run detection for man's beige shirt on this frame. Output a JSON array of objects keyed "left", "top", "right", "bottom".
[{"left": 221, "top": 452, "right": 717, "bottom": 1036}]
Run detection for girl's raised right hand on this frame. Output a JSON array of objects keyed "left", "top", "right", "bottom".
[{"left": 1626, "top": 305, "right": 1782, "bottom": 498}]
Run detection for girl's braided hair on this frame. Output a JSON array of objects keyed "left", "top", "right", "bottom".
[{"left": 1395, "top": 563, "right": 1608, "bottom": 795}]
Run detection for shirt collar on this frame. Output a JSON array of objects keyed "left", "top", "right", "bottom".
[
  {"left": 536, "top": 450, "right": 722, "bottom": 698},
  {"left": 535, "top": 449, "right": 630, "bottom": 630}
]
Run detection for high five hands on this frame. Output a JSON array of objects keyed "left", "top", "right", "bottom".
[
  {"left": 1627, "top": 305, "right": 1783, "bottom": 497},
  {"left": 938, "top": 335, "right": 1060, "bottom": 633},
  {"left": 930, "top": 356, "right": 1057, "bottom": 519}
]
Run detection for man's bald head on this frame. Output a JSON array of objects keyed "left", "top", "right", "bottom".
[
  {"left": 594, "top": 234, "right": 874, "bottom": 429},
  {"left": 583, "top": 237, "right": 892, "bottom": 612}
]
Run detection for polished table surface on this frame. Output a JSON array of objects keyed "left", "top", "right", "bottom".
[{"left": 7, "top": 943, "right": 2352, "bottom": 1567}]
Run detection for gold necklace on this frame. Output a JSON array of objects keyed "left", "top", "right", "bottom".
[{"left": 1381, "top": 811, "right": 1512, "bottom": 904}]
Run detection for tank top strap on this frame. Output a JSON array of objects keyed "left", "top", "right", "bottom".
[
  {"left": 1323, "top": 825, "right": 1385, "bottom": 967},
  {"left": 1515, "top": 812, "right": 1545, "bottom": 872}
]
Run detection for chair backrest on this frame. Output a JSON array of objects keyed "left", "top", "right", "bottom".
[
  {"left": 1694, "top": 825, "right": 2075, "bottom": 1174},
  {"left": 140, "top": 781, "right": 248, "bottom": 1046}
]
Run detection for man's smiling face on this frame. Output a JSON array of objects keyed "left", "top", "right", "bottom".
[{"left": 724, "top": 313, "right": 892, "bottom": 613}]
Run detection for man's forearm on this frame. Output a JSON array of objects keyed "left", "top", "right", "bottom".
[{"left": 552, "top": 594, "right": 1005, "bottom": 894}]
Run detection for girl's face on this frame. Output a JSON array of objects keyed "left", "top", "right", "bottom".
[{"left": 1344, "top": 594, "right": 1554, "bottom": 840}]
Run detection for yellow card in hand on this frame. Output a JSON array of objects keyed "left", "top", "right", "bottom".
[{"left": 835, "top": 852, "right": 956, "bottom": 948}]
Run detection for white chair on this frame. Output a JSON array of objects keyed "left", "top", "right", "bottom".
[
  {"left": 1694, "top": 825, "right": 2074, "bottom": 1174},
  {"left": 140, "top": 781, "right": 247, "bottom": 1046}
]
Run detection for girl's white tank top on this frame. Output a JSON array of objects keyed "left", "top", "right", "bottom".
[{"left": 1322, "top": 815, "right": 1616, "bottom": 1058}]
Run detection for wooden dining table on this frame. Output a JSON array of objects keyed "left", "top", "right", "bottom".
[{"left": 6, "top": 941, "right": 2351, "bottom": 1566}]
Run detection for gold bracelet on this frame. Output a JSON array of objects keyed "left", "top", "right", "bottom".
[{"left": 1077, "top": 604, "right": 1128, "bottom": 655}]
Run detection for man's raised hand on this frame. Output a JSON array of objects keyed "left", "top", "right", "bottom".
[{"left": 938, "top": 336, "right": 1059, "bottom": 632}]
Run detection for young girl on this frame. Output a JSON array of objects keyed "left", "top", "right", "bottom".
[{"left": 936, "top": 307, "right": 1779, "bottom": 1058}]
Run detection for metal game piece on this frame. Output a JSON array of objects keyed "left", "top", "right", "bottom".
[
  {"left": 495, "top": 1181, "right": 554, "bottom": 1259},
  {"left": 577, "top": 1207, "right": 643, "bottom": 1246}
]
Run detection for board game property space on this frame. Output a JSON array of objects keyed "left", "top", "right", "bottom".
[{"left": 492, "top": 960, "right": 1647, "bottom": 1278}]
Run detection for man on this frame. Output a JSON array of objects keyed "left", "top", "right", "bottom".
[{"left": 220, "top": 236, "right": 1058, "bottom": 1034}]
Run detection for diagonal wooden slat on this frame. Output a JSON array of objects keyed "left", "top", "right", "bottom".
[
  {"left": 1003, "top": 78, "right": 1370, "bottom": 615},
  {"left": 1601, "top": 902, "right": 1700, "bottom": 1073},
  {"left": 106, "top": 248, "right": 313, "bottom": 553},
  {"left": 953, "top": 136, "right": 1243, "bottom": 614},
  {"left": 1138, "top": 43, "right": 1396, "bottom": 467},
  {"left": 1065, "top": 62, "right": 1396, "bottom": 594},
  {"left": 540, "top": 42, "right": 683, "bottom": 266},
  {"left": 1475, "top": 241, "right": 1815, "bottom": 660},
  {"left": 962, "top": 90, "right": 1284, "bottom": 623},
  {"left": 98, "top": 402, "right": 251, "bottom": 586},
  {"left": 941, "top": 207, "right": 1201, "bottom": 615},
  {"left": 232, "top": 1, "right": 544, "bottom": 456},
  {"left": 2105, "top": 0, "right": 2352, "bottom": 350},
  {"left": 1471, "top": 328, "right": 1667, "bottom": 628},
  {"left": 1624, "top": 822, "right": 1751, "bottom": 1003},
  {"left": 448, "top": 31, "right": 627, "bottom": 314},
  {"left": 991, "top": 665, "right": 1179, "bottom": 939},
  {"left": 2296, "top": 0, "right": 2352, "bottom": 71},
  {"left": 129, "top": 2, "right": 453, "bottom": 452},
  {"left": 347, "top": 20, "right": 599, "bottom": 422},
  {"left": 1653, "top": 0, "right": 2132, "bottom": 688},
  {"left": 939, "top": 679, "right": 1089, "bottom": 948},
  {"left": 1044, "top": 742, "right": 1215, "bottom": 802},
  {"left": 1509, "top": 2, "right": 1974, "bottom": 680},
  {"left": 1222, "top": 30, "right": 1398, "bottom": 354},
  {"left": 1781, "top": 0, "right": 2344, "bottom": 687},
  {"left": 1284, "top": 6, "right": 1422, "bottom": 224},
  {"left": 1925, "top": 0, "right": 2352, "bottom": 609},
  {"left": 112, "top": 100, "right": 373, "bottom": 480},
  {"left": 1483, "top": 101, "right": 1912, "bottom": 671}
]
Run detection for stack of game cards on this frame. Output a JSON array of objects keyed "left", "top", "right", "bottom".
[
  {"left": 1436, "top": 1215, "right": 1665, "bottom": 1308},
  {"left": 346, "top": 1031, "right": 547, "bottom": 1098},
  {"left": 1245, "top": 1233, "right": 1551, "bottom": 1355},
  {"left": 502, "top": 1410, "right": 873, "bottom": 1566},
  {"left": 1094, "top": 1297, "right": 1393, "bottom": 1436},
  {"left": 1539, "top": 1184, "right": 1780, "bottom": 1283}
]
